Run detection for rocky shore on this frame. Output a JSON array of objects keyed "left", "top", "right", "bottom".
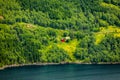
[
  {"left": 0, "top": 62, "right": 68, "bottom": 70},
  {"left": 0, "top": 62, "right": 120, "bottom": 70}
]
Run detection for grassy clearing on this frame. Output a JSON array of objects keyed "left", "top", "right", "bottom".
[
  {"left": 57, "top": 39, "right": 78, "bottom": 60},
  {"left": 95, "top": 26, "right": 120, "bottom": 45},
  {"left": 100, "top": 2, "right": 120, "bottom": 11},
  {"left": 94, "top": 33, "right": 105, "bottom": 45}
]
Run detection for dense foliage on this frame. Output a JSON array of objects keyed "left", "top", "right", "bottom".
[{"left": 0, "top": 0, "right": 120, "bottom": 66}]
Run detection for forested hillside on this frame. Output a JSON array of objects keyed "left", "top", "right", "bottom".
[{"left": 0, "top": 0, "right": 120, "bottom": 67}]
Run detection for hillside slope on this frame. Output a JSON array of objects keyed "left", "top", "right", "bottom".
[{"left": 0, "top": 0, "right": 120, "bottom": 67}]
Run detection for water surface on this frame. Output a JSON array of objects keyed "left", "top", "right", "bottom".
[{"left": 0, "top": 64, "right": 120, "bottom": 80}]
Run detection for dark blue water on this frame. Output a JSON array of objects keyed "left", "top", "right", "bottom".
[{"left": 0, "top": 64, "right": 120, "bottom": 80}]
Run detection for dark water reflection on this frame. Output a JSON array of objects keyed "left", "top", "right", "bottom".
[{"left": 0, "top": 64, "right": 120, "bottom": 80}]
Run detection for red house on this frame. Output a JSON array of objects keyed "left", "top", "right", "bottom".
[
  {"left": 61, "top": 38, "right": 65, "bottom": 42},
  {"left": 61, "top": 36, "right": 70, "bottom": 42}
]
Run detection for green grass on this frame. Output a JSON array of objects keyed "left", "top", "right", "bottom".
[
  {"left": 57, "top": 39, "right": 78, "bottom": 60},
  {"left": 94, "top": 26, "right": 120, "bottom": 45},
  {"left": 100, "top": 2, "right": 120, "bottom": 11}
]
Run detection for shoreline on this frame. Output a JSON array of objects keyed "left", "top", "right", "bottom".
[
  {"left": 0, "top": 62, "right": 120, "bottom": 70},
  {"left": 0, "top": 62, "right": 68, "bottom": 70}
]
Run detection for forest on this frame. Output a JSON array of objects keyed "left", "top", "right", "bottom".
[{"left": 0, "top": 0, "right": 120, "bottom": 67}]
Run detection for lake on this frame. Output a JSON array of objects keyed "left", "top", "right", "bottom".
[{"left": 0, "top": 64, "right": 120, "bottom": 80}]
